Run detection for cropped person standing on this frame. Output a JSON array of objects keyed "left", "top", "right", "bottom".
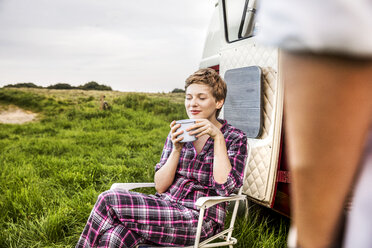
[
  {"left": 257, "top": 1, "right": 372, "bottom": 247},
  {"left": 76, "top": 68, "right": 248, "bottom": 247}
]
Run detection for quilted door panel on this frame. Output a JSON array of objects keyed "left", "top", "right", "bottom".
[{"left": 220, "top": 39, "right": 283, "bottom": 205}]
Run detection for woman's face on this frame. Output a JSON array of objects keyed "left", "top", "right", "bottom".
[{"left": 185, "top": 83, "right": 223, "bottom": 121}]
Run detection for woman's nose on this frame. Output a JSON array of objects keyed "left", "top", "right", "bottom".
[{"left": 190, "top": 98, "right": 198, "bottom": 106}]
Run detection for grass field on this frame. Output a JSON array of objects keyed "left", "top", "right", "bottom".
[{"left": 0, "top": 88, "right": 288, "bottom": 248}]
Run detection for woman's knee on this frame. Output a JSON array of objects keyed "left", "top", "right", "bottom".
[
  {"left": 96, "top": 189, "right": 119, "bottom": 206},
  {"left": 96, "top": 189, "right": 131, "bottom": 207}
]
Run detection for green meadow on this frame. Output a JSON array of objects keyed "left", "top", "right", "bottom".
[{"left": 0, "top": 88, "right": 288, "bottom": 248}]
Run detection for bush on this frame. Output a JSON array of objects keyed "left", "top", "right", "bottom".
[
  {"left": 3, "top": 82, "right": 42, "bottom": 89},
  {"left": 47, "top": 83, "right": 75, "bottom": 90},
  {"left": 78, "top": 82, "right": 112, "bottom": 91},
  {"left": 171, "top": 88, "right": 185, "bottom": 93}
]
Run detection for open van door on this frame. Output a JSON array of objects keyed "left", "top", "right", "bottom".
[{"left": 200, "top": 0, "right": 290, "bottom": 216}]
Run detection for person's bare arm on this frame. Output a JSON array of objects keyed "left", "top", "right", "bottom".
[
  {"left": 154, "top": 149, "right": 181, "bottom": 193},
  {"left": 154, "top": 121, "right": 184, "bottom": 194},
  {"left": 212, "top": 133, "right": 232, "bottom": 183},
  {"left": 283, "top": 52, "right": 372, "bottom": 248},
  {"left": 189, "top": 119, "right": 232, "bottom": 183}
]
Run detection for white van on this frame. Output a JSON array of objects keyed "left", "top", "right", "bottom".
[{"left": 200, "top": 0, "right": 289, "bottom": 216}]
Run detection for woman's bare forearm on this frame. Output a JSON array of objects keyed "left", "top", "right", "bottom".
[
  {"left": 155, "top": 121, "right": 185, "bottom": 194},
  {"left": 154, "top": 150, "right": 181, "bottom": 193},
  {"left": 213, "top": 133, "right": 232, "bottom": 184}
]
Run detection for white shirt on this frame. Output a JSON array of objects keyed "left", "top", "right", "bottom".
[{"left": 256, "top": 0, "right": 372, "bottom": 57}]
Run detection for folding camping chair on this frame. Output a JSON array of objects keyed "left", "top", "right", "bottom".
[{"left": 110, "top": 146, "right": 251, "bottom": 248}]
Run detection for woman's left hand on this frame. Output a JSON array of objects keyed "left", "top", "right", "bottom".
[{"left": 187, "top": 119, "right": 223, "bottom": 140}]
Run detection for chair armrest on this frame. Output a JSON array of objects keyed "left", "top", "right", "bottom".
[
  {"left": 195, "top": 194, "right": 246, "bottom": 209},
  {"left": 110, "top": 183, "right": 155, "bottom": 191}
]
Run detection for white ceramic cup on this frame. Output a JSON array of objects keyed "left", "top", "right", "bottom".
[{"left": 176, "top": 119, "right": 197, "bottom": 143}]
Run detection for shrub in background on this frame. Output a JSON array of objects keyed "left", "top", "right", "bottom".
[
  {"left": 171, "top": 88, "right": 185, "bottom": 93},
  {"left": 3, "top": 82, "right": 42, "bottom": 89},
  {"left": 78, "top": 81, "right": 112, "bottom": 91},
  {"left": 47, "top": 83, "right": 75, "bottom": 90}
]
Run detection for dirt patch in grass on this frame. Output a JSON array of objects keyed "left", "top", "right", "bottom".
[{"left": 0, "top": 105, "right": 38, "bottom": 124}]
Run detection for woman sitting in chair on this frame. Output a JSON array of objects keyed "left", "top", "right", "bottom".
[{"left": 76, "top": 68, "right": 248, "bottom": 248}]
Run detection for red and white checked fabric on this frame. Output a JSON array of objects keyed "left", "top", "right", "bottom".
[{"left": 76, "top": 119, "right": 248, "bottom": 247}]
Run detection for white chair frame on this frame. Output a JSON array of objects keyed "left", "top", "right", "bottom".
[{"left": 110, "top": 146, "right": 251, "bottom": 248}]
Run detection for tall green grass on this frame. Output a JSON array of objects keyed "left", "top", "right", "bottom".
[{"left": 0, "top": 88, "right": 288, "bottom": 247}]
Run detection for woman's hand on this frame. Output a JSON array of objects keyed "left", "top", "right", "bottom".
[
  {"left": 170, "top": 121, "right": 185, "bottom": 151},
  {"left": 188, "top": 119, "right": 223, "bottom": 140}
]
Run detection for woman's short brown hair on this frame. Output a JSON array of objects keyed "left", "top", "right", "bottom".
[{"left": 185, "top": 68, "right": 227, "bottom": 118}]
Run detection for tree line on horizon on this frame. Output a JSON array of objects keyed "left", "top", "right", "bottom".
[
  {"left": 1, "top": 82, "right": 186, "bottom": 93},
  {"left": 2, "top": 81, "right": 112, "bottom": 91}
]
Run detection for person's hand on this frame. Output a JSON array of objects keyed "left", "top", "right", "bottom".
[
  {"left": 170, "top": 121, "right": 184, "bottom": 151},
  {"left": 188, "top": 119, "right": 223, "bottom": 140}
]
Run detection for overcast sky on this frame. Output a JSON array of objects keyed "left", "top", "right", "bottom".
[{"left": 0, "top": 0, "right": 215, "bottom": 92}]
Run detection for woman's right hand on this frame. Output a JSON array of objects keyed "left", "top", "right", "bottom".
[{"left": 170, "top": 121, "right": 184, "bottom": 151}]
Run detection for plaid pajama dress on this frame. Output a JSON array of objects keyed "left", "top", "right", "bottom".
[{"left": 76, "top": 119, "right": 248, "bottom": 248}]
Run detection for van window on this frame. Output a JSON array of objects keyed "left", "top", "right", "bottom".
[{"left": 222, "top": 0, "right": 257, "bottom": 42}]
